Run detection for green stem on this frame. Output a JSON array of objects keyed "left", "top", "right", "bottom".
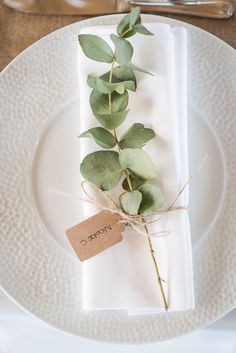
[
  {"left": 145, "top": 223, "right": 168, "bottom": 311},
  {"left": 108, "top": 58, "right": 115, "bottom": 114},
  {"left": 107, "top": 56, "right": 168, "bottom": 311},
  {"left": 108, "top": 58, "right": 133, "bottom": 190},
  {"left": 121, "top": 27, "right": 132, "bottom": 38},
  {"left": 125, "top": 170, "right": 133, "bottom": 191}
]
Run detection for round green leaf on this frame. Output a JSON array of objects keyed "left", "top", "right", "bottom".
[
  {"left": 120, "top": 190, "right": 142, "bottom": 215},
  {"left": 119, "top": 123, "right": 155, "bottom": 149},
  {"left": 117, "top": 8, "right": 141, "bottom": 38},
  {"left": 100, "top": 66, "right": 136, "bottom": 89},
  {"left": 87, "top": 73, "right": 97, "bottom": 89},
  {"left": 135, "top": 24, "right": 154, "bottom": 36},
  {"left": 94, "top": 110, "right": 129, "bottom": 130},
  {"left": 88, "top": 74, "right": 135, "bottom": 94},
  {"left": 139, "top": 183, "right": 164, "bottom": 216},
  {"left": 80, "top": 151, "right": 123, "bottom": 191},
  {"left": 129, "top": 7, "right": 141, "bottom": 26},
  {"left": 78, "top": 34, "right": 114, "bottom": 63},
  {"left": 108, "top": 91, "right": 129, "bottom": 113},
  {"left": 117, "top": 20, "right": 136, "bottom": 38},
  {"left": 80, "top": 127, "right": 116, "bottom": 149},
  {"left": 90, "top": 89, "right": 128, "bottom": 114},
  {"left": 125, "top": 62, "right": 153, "bottom": 76},
  {"left": 111, "top": 34, "right": 133, "bottom": 65},
  {"left": 115, "top": 84, "right": 126, "bottom": 95},
  {"left": 96, "top": 78, "right": 125, "bottom": 95},
  {"left": 119, "top": 148, "right": 157, "bottom": 180},
  {"left": 122, "top": 173, "right": 146, "bottom": 191}
]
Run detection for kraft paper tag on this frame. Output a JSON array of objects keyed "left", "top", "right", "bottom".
[{"left": 66, "top": 211, "right": 125, "bottom": 261}]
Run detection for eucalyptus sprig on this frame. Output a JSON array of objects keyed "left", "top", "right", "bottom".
[{"left": 79, "top": 8, "right": 168, "bottom": 311}]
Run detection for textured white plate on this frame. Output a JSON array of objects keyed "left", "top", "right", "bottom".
[{"left": 0, "top": 14, "right": 236, "bottom": 343}]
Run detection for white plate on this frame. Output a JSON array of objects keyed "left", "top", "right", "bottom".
[{"left": 0, "top": 14, "right": 235, "bottom": 343}]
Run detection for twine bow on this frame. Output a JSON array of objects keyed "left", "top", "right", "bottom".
[
  {"left": 49, "top": 155, "right": 207, "bottom": 238},
  {"left": 49, "top": 180, "right": 186, "bottom": 238}
]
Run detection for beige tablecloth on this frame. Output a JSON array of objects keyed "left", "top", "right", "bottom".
[{"left": 0, "top": 2, "right": 235, "bottom": 71}]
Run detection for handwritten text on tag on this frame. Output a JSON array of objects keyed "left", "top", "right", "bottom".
[{"left": 66, "top": 211, "right": 125, "bottom": 261}]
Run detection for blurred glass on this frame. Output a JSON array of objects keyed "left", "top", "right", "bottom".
[{"left": 4, "top": 0, "right": 37, "bottom": 9}]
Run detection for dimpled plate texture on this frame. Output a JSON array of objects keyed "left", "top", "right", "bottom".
[{"left": 0, "top": 15, "right": 236, "bottom": 343}]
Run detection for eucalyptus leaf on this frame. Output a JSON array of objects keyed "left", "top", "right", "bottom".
[
  {"left": 117, "top": 8, "right": 141, "bottom": 38},
  {"left": 135, "top": 24, "right": 153, "bottom": 36},
  {"left": 119, "top": 148, "right": 157, "bottom": 180},
  {"left": 111, "top": 34, "right": 133, "bottom": 65},
  {"left": 125, "top": 62, "right": 153, "bottom": 76},
  {"left": 90, "top": 89, "right": 128, "bottom": 114},
  {"left": 87, "top": 73, "right": 97, "bottom": 89},
  {"left": 96, "top": 79, "right": 125, "bottom": 95},
  {"left": 80, "top": 151, "right": 123, "bottom": 191},
  {"left": 117, "top": 17, "right": 136, "bottom": 38},
  {"left": 139, "top": 183, "right": 164, "bottom": 216},
  {"left": 80, "top": 127, "right": 116, "bottom": 149},
  {"left": 78, "top": 34, "right": 114, "bottom": 63},
  {"left": 119, "top": 123, "right": 155, "bottom": 149},
  {"left": 107, "top": 91, "right": 129, "bottom": 112},
  {"left": 87, "top": 74, "right": 135, "bottom": 94},
  {"left": 94, "top": 110, "right": 129, "bottom": 130},
  {"left": 100, "top": 66, "right": 136, "bottom": 88},
  {"left": 79, "top": 10, "right": 164, "bottom": 218},
  {"left": 115, "top": 84, "right": 126, "bottom": 95},
  {"left": 122, "top": 173, "right": 146, "bottom": 191},
  {"left": 119, "top": 190, "right": 142, "bottom": 215},
  {"left": 129, "top": 7, "right": 141, "bottom": 26}
]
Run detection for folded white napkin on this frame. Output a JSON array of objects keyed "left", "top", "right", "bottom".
[{"left": 78, "top": 23, "right": 195, "bottom": 314}]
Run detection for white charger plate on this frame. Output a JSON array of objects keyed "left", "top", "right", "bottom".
[{"left": 0, "top": 14, "right": 236, "bottom": 343}]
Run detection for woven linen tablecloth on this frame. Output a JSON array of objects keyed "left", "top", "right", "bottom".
[{"left": 0, "top": 2, "right": 235, "bottom": 71}]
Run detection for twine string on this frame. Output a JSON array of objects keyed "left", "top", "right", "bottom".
[
  {"left": 49, "top": 181, "right": 186, "bottom": 238},
  {"left": 49, "top": 156, "right": 207, "bottom": 237}
]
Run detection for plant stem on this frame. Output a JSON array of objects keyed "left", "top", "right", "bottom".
[
  {"left": 144, "top": 223, "right": 168, "bottom": 311},
  {"left": 106, "top": 47, "right": 168, "bottom": 312},
  {"left": 108, "top": 58, "right": 133, "bottom": 189},
  {"left": 121, "top": 27, "right": 132, "bottom": 38},
  {"left": 125, "top": 170, "right": 133, "bottom": 191},
  {"left": 108, "top": 58, "right": 168, "bottom": 311},
  {"left": 108, "top": 58, "right": 115, "bottom": 114}
]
